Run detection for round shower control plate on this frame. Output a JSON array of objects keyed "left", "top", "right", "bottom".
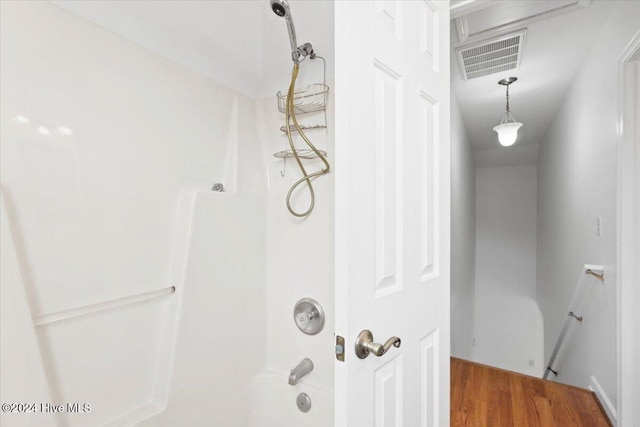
[
  {"left": 293, "top": 298, "right": 325, "bottom": 335},
  {"left": 296, "top": 393, "right": 312, "bottom": 413}
]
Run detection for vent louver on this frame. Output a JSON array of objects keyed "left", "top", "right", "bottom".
[{"left": 456, "top": 30, "right": 526, "bottom": 80}]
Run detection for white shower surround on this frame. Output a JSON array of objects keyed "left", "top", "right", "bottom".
[{"left": 0, "top": 2, "right": 334, "bottom": 426}]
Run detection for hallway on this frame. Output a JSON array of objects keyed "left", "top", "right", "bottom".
[
  {"left": 451, "top": 358, "right": 611, "bottom": 427},
  {"left": 449, "top": 2, "right": 640, "bottom": 423}
]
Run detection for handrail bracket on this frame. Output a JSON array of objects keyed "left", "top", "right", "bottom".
[
  {"left": 586, "top": 269, "right": 605, "bottom": 281},
  {"left": 568, "top": 311, "right": 583, "bottom": 323}
]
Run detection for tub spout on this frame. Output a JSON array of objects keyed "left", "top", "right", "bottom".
[{"left": 289, "top": 358, "right": 313, "bottom": 386}]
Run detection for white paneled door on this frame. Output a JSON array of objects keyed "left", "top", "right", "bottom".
[{"left": 335, "top": 1, "right": 450, "bottom": 426}]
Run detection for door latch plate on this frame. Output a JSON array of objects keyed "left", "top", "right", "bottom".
[{"left": 335, "top": 335, "right": 345, "bottom": 362}]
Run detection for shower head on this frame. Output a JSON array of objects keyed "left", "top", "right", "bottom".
[
  {"left": 270, "top": 0, "right": 291, "bottom": 18},
  {"left": 270, "top": 0, "right": 314, "bottom": 63}
]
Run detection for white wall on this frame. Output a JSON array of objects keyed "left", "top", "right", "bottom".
[
  {"left": 1, "top": 192, "right": 57, "bottom": 427},
  {"left": 450, "top": 96, "right": 476, "bottom": 359},
  {"left": 137, "top": 92, "right": 336, "bottom": 426},
  {"left": 139, "top": 193, "right": 267, "bottom": 427},
  {"left": 259, "top": 87, "right": 335, "bottom": 395},
  {"left": 0, "top": 2, "right": 267, "bottom": 425},
  {"left": 1, "top": 2, "right": 335, "bottom": 426},
  {"left": 476, "top": 166, "right": 537, "bottom": 299},
  {"left": 474, "top": 165, "right": 543, "bottom": 376},
  {"left": 619, "top": 45, "right": 640, "bottom": 427},
  {"left": 537, "top": 0, "right": 640, "bottom": 412}
]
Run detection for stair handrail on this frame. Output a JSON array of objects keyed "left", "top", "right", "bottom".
[{"left": 543, "top": 264, "right": 605, "bottom": 380}]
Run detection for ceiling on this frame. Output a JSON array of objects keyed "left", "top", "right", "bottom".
[
  {"left": 451, "top": 0, "right": 615, "bottom": 155},
  {"left": 52, "top": 0, "right": 614, "bottom": 159},
  {"left": 51, "top": 0, "right": 335, "bottom": 99}
]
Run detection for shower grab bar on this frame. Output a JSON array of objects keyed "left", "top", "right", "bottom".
[
  {"left": 33, "top": 286, "right": 175, "bottom": 327},
  {"left": 543, "top": 264, "right": 604, "bottom": 380}
]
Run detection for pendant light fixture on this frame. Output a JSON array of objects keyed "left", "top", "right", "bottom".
[{"left": 493, "top": 77, "right": 523, "bottom": 147}]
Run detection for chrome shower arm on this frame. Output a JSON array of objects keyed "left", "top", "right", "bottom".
[{"left": 297, "top": 42, "right": 315, "bottom": 60}]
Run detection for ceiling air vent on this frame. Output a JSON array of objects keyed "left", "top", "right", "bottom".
[{"left": 455, "top": 29, "right": 526, "bottom": 80}]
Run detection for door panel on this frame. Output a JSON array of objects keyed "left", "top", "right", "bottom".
[
  {"left": 373, "top": 60, "right": 403, "bottom": 295},
  {"left": 375, "top": 355, "right": 403, "bottom": 427},
  {"left": 335, "top": 1, "right": 450, "bottom": 426},
  {"left": 421, "top": 328, "right": 440, "bottom": 427},
  {"left": 420, "top": 92, "right": 440, "bottom": 282}
]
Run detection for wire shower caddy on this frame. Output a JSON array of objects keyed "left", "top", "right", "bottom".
[
  {"left": 274, "top": 57, "right": 329, "bottom": 170},
  {"left": 277, "top": 83, "right": 329, "bottom": 115}
]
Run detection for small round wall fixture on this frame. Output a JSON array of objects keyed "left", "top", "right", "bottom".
[
  {"left": 493, "top": 77, "right": 523, "bottom": 147},
  {"left": 296, "top": 392, "right": 312, "bottom": 413},
  {"left": 293, "top": 297, "right": 325, "bottom": 335}
]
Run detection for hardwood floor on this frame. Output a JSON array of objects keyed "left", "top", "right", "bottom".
[{"left": 451, "top": 357, "right": 612, "bottom": 427}]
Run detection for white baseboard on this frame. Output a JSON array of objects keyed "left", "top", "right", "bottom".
[{"left": 589, "top": 375, "right": 617, "bottom": 426}]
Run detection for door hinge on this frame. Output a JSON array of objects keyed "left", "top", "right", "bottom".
[{"left": 335, "top": 335, "right": 345, "bottom": 362}]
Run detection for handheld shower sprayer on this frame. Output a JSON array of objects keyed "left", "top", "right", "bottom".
[
  {"left": 270, "top": 0, "right": 314, "bottom": 62},
  {"left": 271, "top": 0, "right": 329, "bottom": 217}
]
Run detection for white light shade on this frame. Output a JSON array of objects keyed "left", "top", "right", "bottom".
[{"left": 493, "top": 122, "right": 523, "bottom": 147}]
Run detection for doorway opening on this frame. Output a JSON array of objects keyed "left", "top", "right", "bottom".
[{"left": 449, "top": 1, "right": 640, "bottom": 425}]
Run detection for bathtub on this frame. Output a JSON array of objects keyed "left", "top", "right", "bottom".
[{"left": 135, "top": 369, "right": 332, "bottom": 427}]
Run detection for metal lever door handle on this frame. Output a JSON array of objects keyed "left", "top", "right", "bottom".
[{"left": 355, "top": 330, "right": 401, "bottom": 359}]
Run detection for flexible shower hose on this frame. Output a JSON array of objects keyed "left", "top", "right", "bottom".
[{"left": 284, "top": 63, "right": 330, "bottom": 217}]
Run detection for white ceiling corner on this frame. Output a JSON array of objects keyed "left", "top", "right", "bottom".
[
  {"left": 475, "top": 144, "right": 539, "bottom": 169},
  {"left": 51, "top": 0, "right": 334, "bottom": 99},
  {"left": 48, "top": 0, "right": 615, "bottom": 164},
  {"left": 450, "top": 0, "right": 493, "bottom": 20},
  {"left": 453, "top": 0, "right": 593, "bottom": 45}
]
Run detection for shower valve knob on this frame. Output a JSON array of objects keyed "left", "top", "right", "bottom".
[
  {"left": 297, "top": 310, "right": 316, "bottom": 327},
  {"left": 293, "top": 298, "right": 325, "bottom": 335}
]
